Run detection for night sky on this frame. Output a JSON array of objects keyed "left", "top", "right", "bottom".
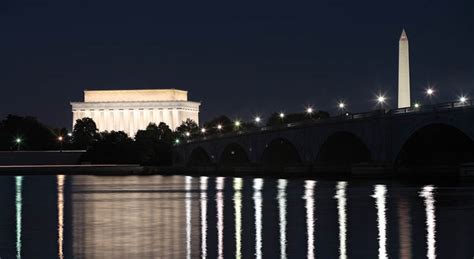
[{"left": 0, "top": 0, "right": 473, "bottom": 129}]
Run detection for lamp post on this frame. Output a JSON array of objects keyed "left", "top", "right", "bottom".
[
  {"left": 338, "top": 102, "right": 346, "bottom": 115},
  {"left": 15, "top": 138, "right": 21, "bottom": 151},
  {"left": 425, "top": 88, "right": 435, "bottom": 104},
  {"left": 58, "top": 136, "right": 64, "bottom": 152},
  {"left": 376, "top": 95, "right": 386, "bottom": 110}
]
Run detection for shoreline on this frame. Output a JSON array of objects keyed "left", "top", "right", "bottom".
[{"left": 0, "top": 164, "right": 473, "bottom": 181}]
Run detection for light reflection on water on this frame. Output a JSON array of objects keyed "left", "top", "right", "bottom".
[{"left": 0, "top": 175, "right": 473, "bottom": 258}]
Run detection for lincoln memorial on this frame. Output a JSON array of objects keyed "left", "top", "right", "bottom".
[{"left": 71, "top": 89, "right": 200, "bottom": 136}]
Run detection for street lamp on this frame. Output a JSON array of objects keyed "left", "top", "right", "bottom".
[
  {"left": 338, "top": 102, "right": 346, "bottom": 115},
  {"left": 279, "top": 112, "right": 285, "bottom": 119},
  {"left": 15, "top": 138, "right": 21, "bottom": 151},
  {"left": 254, "top": 116, "right": 261, "bottom": 123},
  {"left": 185, "top": 132, "right": 190, "bottom": 137},
  {"left": 234, "top": 120, "right": 241, "bottom": 128},
  {"left": 175, "top": 139, "right": 180, "bottom": 144},
  {"left": 376, "top": 95, "right": 386, "bottom": 110},
  {"left": 58, "top": 136, "right": 64, "bottom": 152},
  {"left": 459, "top": 96, "right": 467, "bottom": 104},
  {"left": 306, "top": 107, "right": 313, "bottom": 114},
  {"left": 414, "top": 103, "right": 420, "bottom": 108},
  {"left": 201, "top": 128, "right": 206, "bottom": 134},
  {"left": 217, "top": 124, "right": 223, "bottom": 131}
]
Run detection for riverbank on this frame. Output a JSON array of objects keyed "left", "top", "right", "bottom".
[{"left": 1, "top": 163, "right": 473, "bottom": 180}]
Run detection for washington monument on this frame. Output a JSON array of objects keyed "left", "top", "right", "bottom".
[{"left": 398, "top": 29, "right": 411, "bottom": 108}]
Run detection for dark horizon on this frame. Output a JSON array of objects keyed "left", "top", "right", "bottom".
[{"left": 1, "top": 0, "right": 473, "bottom": 129}]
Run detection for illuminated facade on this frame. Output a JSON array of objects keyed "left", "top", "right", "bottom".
[{"left": 71, "top": 89, "right": 200, "bottom": 136}]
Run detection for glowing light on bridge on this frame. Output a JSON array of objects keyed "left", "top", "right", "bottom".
[
  {"left": 255, "top": 116, "right": 261, "bottom": 123},
  {"left": 419, "top": 185, "right": 437, "bottom": 259},
  {"left": 277, "top": 179, "right": 288, "bottom": 259},
  {"left": 338, "top": 102, "right": 345, "bottom": 109},
  {"left": 426, "top": 88, "right": 435, "bottom": 96},
  {"left": 253, "top": 178, "right": 264, "bottom": 259},
  {"left": 372, "top": 185, "right": 388, "bottom": 259},
  {"left": 306, "top": 107, "right": 314, "bottom": 114},
  {"left": 304, "top": 180, "right": 316, "bottom": 259},
  {"left": 335, "top": 181, "right": 347, "bottom": 259},
  {"left": 16, "top": 176, "right": 23, "bottom": 259},
  {"left": 57, "top": 175, "right": 65, "bottom": 259},
  {"left": 459, "top": 96, "right": 467, "bottom": 103},
  {"left": 376, "top": 95, "right": 386, "bottom": 104},
  {"left": 414, "top": 103, "right": 420, "bottom": 108},
  {"left": 233, "top": 178, "right": 243, "bottom": 259},
  {"left": 216, "top": 177, "right": 225, "bottom": 259},
  {"left": 200, "top": 177, "right": 208, "bottom": 259},
  {"left": 185, "top": 176, "right": 193, "bottom": 259},
  {"left": 279, "top": 112, "right": 285, "bottom": 119}
]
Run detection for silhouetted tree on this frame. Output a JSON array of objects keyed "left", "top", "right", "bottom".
[
  {"left": 175, "top": 119, "right": 199, "bottom": 137},
  {"left": 82, "top": 131, "right": 138, "bottom": 164},
  {"left": 203, "top": 115, "right": 233, "bottom": 135},
  {"left": 135, "top": 123, "right": 175, "bottom": 165},
  {"left": 0, "top": 115, "right": 56, "bottom": 150},
  {"left": 72, "top": 117, "right": 98, "bottom": 149}
]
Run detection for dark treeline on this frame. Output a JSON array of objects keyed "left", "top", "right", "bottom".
[{"left": 0, "top": 110, "right": 330, "bottom": 165}]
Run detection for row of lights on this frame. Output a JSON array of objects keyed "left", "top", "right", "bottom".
[
  {"left": 176, "top": 89, "right": 469, "bottom": 143},
  {"left": 14, "top": 133, "right": 73, "bottom": 151}
]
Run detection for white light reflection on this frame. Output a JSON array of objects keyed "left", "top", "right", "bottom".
[
  {"left": 253, "top": 178, "right": 264, "bottom": 259},
  {"left": 57, "top": 175, "right": 65, "bottom": 259},
  {"left": 200, "top": 177, "right": 208, "bottom": 259},
  {"left": 334, "top": 181, "right": 347, "bottom": 259},
  {"left": 185, "top": 176, "right": 193, "bottom": 259},
  {"left": 277, "top": 179, "right": 288, "bottom": 259},
  {"left": 304, "top": 180, "right": 316, "bottom": 259},
  {"left": 216, "top": 177, "right": 225, "bottom": 259},
  {"left": 372, "top": 185, "right": 388, "bottom": 259},
  {"left": 233, "top": 178, "right": 243, "bottom": 259},
  {"left": 419, "top": 185, "right": 437, "bottom": 259},
  {"left": 16, "top": 176, "right": 23, "bottom": 259}
]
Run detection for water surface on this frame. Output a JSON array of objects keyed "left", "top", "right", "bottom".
[{"left": 0, "top": 175, "right": 473, "bottom": 258}]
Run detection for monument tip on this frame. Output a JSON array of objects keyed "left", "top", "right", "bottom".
[{"left": 400, "top": 29, "right": 408, "bottom": 40}]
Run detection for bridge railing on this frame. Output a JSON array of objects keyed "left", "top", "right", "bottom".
[{"left": 184, "top": 99, "right": 474, "bottom": 144}]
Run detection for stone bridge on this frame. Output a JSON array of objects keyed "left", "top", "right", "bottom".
[{"left": 174, "top": 101, "right": 474, "bottom": 174}]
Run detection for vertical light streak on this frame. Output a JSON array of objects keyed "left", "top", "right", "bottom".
[
  {"left": 372, "top": 185, "right": 388, "bottom": 259},
  {"left": 200, "top": 176, "right": 208, "bottom": 259},
  {"left": 15, "top": 176, "right": 23, "bottom": 259},
  {"left": 277, "top": 179, "right": 288, "bottom": 259},
  {"left": 397, "top": 198, "right": 412, "bottom": 259},
  {"left": 334, "top": 181, "right": 347, "bottom": 259},
  {"left": 304, "top": 180, "right": 316, "bottom": 259},
  {"left": 419, "top": 185, "right": 437, "bottom": 259},
  {"left": 57, "top": 175, "right": 65, "bottom": 259},
  {"left": 253, "top": 178, "right": 264, "bottom": 259},
  {"left": 185, "top": 176, "right": 193, "bottom": 259},
  {"left": 216, "top": 177, "right": 225, "bottom": 259},
  {"left": 233, "top": 178, "right": 243, "bottom": 259}
]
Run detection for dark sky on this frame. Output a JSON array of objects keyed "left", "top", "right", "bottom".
[{"left": 0, "top": 0, "right": 473, "bottom": 129}]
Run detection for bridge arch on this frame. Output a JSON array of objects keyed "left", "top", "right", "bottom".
[
  {"left": 261, "top": 138, "right": 301, "bottom": 165},
  {"left": 315, "top": 131, "right": 371, "bottom": 165},
  {"left": 219, "top": 143, "right": 250, "bottom": 165},
  {"left": 396, "top": 123, "right": 474, "bottom": 166},
  {"left": 187, "top": 147, "right": 212, "bottom": 166}
]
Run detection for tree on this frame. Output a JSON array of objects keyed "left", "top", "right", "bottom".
[
  {"left": 135, "top": 122, "right": 175, "bottom": 165},
  {"left": 0, "top": 115, "right": 57, "bottom": 150},
  {"left": 175, "top": 119, "right": 199, "bottom": 138},
  {"left": 82, "top": 131, "right": 138, "bottom": 164},
  {"left": 72, "top": 117, "right": 98, "bottom": 149},
  {"left": 203, "top": 115, "right": 233, "bottom": 135}
]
